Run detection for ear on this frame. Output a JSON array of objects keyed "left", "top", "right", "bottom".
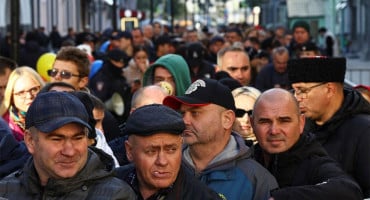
[
  {"left": 222, "top": 110, "right": 235, "bottom": 129},
  {"left": 125, "top": 139, "right": 134, "bottom": 162},
  {"left": 78, "top": 76, "right": 89, "bottom": 89},
  {"left": 24, "top": 130, "right": 36, "bottom": 154}
]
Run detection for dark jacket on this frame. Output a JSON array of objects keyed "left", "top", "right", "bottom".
[
  {"left": 253, "top": 133, "right": 363, "bottom": 200},
  {"left": 304, "top": 87, "right": 370, "bottom": 197},
  {"left": 0, "top": 147, "right": 136, "bottom": 199},
  {"left": 115, "top": 164, "right": 222, "bottom": 200},
  {"left": 254, "top": 63, "right": 291, "bottom": 92},
  {"left": 0, "top": 118, "right": 30, "bottom": 178},
  {"left": 89, "top": 61, "right": 132, "bottom": 123}
]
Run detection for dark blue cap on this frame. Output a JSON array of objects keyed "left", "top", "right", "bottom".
[
  {"left": 124, "top": 104, "right": 185, "bottom": 136},
  {"left": 26, "top": 92, "right": 92, "bottom": 133}
]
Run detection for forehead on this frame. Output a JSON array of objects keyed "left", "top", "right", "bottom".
[
  {"left": 222, "top": 51, "right": 249, "bottom": 66},
  {"left": 13, "top": 76, "right": 39, "bottom": 91},
  {"left": 42, "top": 123, "right": 86, "bottom": 136},
  {"left": 133, "top": 133, "right": 182, "bottom": 145},
  {"left": 154, "top": 66, "right": 172, "bottom": 77},
  {"left": 294, "top": 27, "right": 308, "bottom": 34},
  {"left": 53, "top": 60, "right": 79, "bottom": 72}
]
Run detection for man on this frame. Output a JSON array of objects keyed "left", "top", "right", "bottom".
[
  {"left": 0, "top": 92, "right": 135, "bottom": 199},
  {"left": 217, "top": 44, "right": 252, "bottom": 86},
  {"left": 143, "top": 54, "right": 191, "bottom": 96},
  {"left": 49, "top": 46, "right": 90, "bottom": 91},
  {"left": 288, "top": 57, "right": 370, "bottom": 197},
  {"left": 224, "top": 27, "right": 243, "bottom": 45},
  {"left": 318, "top": 27, "right": 339, "bottom": 57},
  {"left": 163, "top": 78, "right": 278, "bottom": 200},
  {"left": 0, "top": 56, "right": 17, "bottom": 103},
  {"left": 116, "top": 104, "right": 222, "bottom": 200},
  {"left": 255, "top": 46, "right": 290, "bottom": 92},
  {"left": 288, "top": 20, "right": 312, "bottom": 59},
  {"left": 89, "top": 48, "right": 132, "bottom": 123},
  {"left": 153, "top": 35, "right": 174, "bottom": 60},
  {"left": 109, "top": 85, "right": 170, "bottom": 166},
  {"left": 251, "top": 88, "right": 363, "bottom": 199},
  {"left": 185, "top": 42, "right": 215, "bottom": 82}
]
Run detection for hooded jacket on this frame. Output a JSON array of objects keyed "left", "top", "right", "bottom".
[
  {"left": 142, "top": 54, "right": 191, "bottom": 96},
  {"left": 182, "top": 133, "right": 278, "bottom": 200},
  {"left": 304, "top": 87, "right": 370, "bottom": 197},
  {"left": 254, "top": 133, "right": 363, "bottom": 200},
  {"left": 0, "top": 147, "right": 136, "bottom": 199}
]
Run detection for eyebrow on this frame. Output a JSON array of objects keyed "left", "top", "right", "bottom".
[{"left": 46, "top": 131, "right": 86, "bottom": 138}]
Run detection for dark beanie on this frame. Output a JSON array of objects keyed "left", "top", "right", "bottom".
[
  {"left": 288, "top": 57, "right": 346, "bottom": 83},
  {"left": 292, "top": 20, "right": 310, "bottom": 33}
]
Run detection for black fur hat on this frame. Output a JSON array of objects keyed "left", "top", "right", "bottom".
[{"left": 288, "top": 57, "right": 346, "bottom": 83}]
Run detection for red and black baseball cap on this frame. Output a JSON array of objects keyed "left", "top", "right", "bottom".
[{"left": 163, "top": 78, "right": 237, "bottom": 111}]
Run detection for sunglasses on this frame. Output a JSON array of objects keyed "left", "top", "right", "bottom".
[
  {"left": 47, "top": 69, "right": 81, "bottom": 79},
  {"left": 235, "top": 109, "right": 253, "bottom": 118}
]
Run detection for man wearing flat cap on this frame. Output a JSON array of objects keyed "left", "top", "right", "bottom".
[
  {"left": 115, "top": 104, "right": 222, "bottom": 200},
  {"left": 288, "top": 57, "right": 370, "bottom": 198},
  {"left": 0, "top": 92, "right": 135, "bottom": 199},
  {"left": 163, "top": 78, "right": 278, "bottom": 200}
]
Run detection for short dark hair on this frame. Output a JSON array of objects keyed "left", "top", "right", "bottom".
[{"left": 55, "top": 46, "right": 90, "bottom": 77}]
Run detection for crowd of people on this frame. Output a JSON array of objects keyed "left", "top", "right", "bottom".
[{"left": 0, "top": 19, "right": 370, "bottom": 199}]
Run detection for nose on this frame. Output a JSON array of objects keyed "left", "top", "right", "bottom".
[
  {"left": 270, "top": 123, "right": 280, "bottom": 135},
  {"left": 155, "top": 151, "right": 168, "bottom": 166},
  {"left": 61, "top": 139, "right": 75, "bottom": 156},
  {"left": 182, "top": 113, "right": 191, "bottom": 125}
]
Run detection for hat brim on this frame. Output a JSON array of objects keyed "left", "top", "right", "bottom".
[
  {"left": 163, "top": 96, "right": 210, "bottom": 110},
  {"left": 34, "top": 117, "right": 92, "bottom": 133}
]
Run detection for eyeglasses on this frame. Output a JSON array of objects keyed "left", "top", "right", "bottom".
[
  {"left": 291, "top": 82, "right": 327, "bottom": 99},
  {"left": 13, "top": 86, "right": 40, "bottom": 98},
  {"left": 47, "top": 69, "right": 80, "bottom": 79}
]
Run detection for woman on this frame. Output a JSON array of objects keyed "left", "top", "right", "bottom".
[
  {"left": 232, "top": 86, "right": 261, "bottom": 145},
  {"left": 123, "top": 45, "right": 149, "bottom": 93},
  {"left": 0, "top": 66, "right": 45, "bottom": 141}
]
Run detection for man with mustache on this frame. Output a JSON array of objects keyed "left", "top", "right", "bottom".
[
  {"left": 116, "top": 104, "right": 222, "bottom": 200},
  {"left": 0, "top": 92, "right": 135, "bottom": 199},
  {"left": 288, "top": 57, "right": 370, "bottom": 198},
  {"left": 163, "top": 78, "right": 278, "bottom": 200},
  {"left": 251, "top": 88, "right": 362, "bottom": 199}
]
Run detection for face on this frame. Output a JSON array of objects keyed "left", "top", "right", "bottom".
[
  {"left": 273, "top": 53, "right": 289, "bottom": 73},
  {"left": 225, "top": 32, "right": 241, "bottom": 44},
  {"left": 252, "top": 95, "right": 305, "bottom": 154},
  {"left": 153, "top": 67, "right": 176, "bottom": 95},
  {"left": 12, "top": 76, "right": 41, "bottom": 112},
  {"left": 209, "top": 41, "right": 225, "bottom": 54},
  {"left": 134, "top": 50, "right": 149, "bottom": 68},
  {"left": 118, "top": 37, "right": 132, "bottom": 50},
  {"left": 125, "top": 133, "right": 182, "bottom": 193},
  {"left": 291, "top": 82, "right": 329, "bottom": 121},
  {"left": 25, "top": 123, "right": 89, "bottom": 185},
  {"left": 51, "top": 60, "right": 87, "bottom": 90},
  {"left": 132, "top": 29, "right": 144, "bottom": 46},
  {"left": 233, "top": 95, "right": 256, "bottom": 139},
  {"left": 187, "top": 32, "right": 198, "bottom": 42},
  {"left": 220, "top": 51, "right": 251, "bottom": 86},
  {"left": 180, "top": 104, "right": 231, "bottom": 145},
  {"left": 0, "top": 68, "right": 12, "bottom": 103},
  {"left": 93, "top": 108, "right": 105, "bottom": 132},
  {"left": 293, "top": 27, "right": 310, "bottom": 44}
]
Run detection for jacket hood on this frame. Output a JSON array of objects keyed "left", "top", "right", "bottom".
[{"left": 143, "top": 54, "right": 191, "bottom": 96}]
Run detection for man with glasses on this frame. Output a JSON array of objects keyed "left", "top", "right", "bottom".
[
  {"left": 288, "top": 57, "right": 370, "bottom": 198},
  {"left": 49, "top": 46, "right": 90, "bottom": 91}
]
